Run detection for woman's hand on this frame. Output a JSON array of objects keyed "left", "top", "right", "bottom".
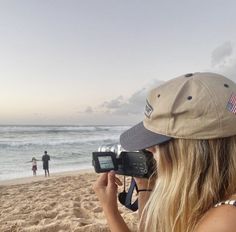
[{"left": 93, "top": 171, "right": 122, "bottom": 213}]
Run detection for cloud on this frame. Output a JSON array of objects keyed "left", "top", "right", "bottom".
[
  {"left": 210, "top": 41, "right": 236, "bottom": 82},
  {"left": 84, "top": 106, "right": 94, "bottom": 113},
  {"left": 211, "top": 41, "right": 233, "bottom": 66},
  {"left": 99, "top": 79, "right": 164, "bottom": 116},
  {"left": 101, "top": 96, "right": 124, "bottom": 110},
  {"left": 99, "top": 89, "right": 146, "bottom": 115},
  {"left": 79, "top": 79, "right": 164, "bottom": 118}
]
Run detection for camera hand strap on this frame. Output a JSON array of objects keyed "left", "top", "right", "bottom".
[{"left": 118, "top": 177, "right": 138, "bottom": 212}]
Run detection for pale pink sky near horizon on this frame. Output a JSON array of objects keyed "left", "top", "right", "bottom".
[{"left": 0, "top": 0, "right": 236, "bottom": 125}]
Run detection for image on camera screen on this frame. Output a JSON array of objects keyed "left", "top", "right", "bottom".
[{"left": 98, "top": 156, "right": 114, "bottom": 169}]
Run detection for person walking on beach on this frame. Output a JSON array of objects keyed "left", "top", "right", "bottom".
[
  {"left": 42, "top": 151, "right": 50, "bottom": 177},
  {"left": 93, "top": 72, "right": 236, "bottom": 232}
]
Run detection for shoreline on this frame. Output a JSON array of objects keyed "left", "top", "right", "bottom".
[{"left": 0, "top": 168, "right": 94, "bottom": 186}]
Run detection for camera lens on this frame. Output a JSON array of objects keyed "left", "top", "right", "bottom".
[{"left": 98, "top": 144, "right": 123, "bottom": 155}]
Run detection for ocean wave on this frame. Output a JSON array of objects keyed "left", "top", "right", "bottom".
[
  {"left": 0, "top": 125, "right": 129, "bottom": 134},
  {"left": 0, "top": 137, "right": 119, "bottom": 147},
  {"left": 52, "top": 152, "right": 85, "bottom": 160}
]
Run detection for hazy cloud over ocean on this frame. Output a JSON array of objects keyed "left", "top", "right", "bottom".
[{"left": 81, "top": 79, "right": 164, "bottom": 121}]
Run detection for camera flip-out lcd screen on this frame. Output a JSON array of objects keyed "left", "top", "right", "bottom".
[
  {"left": 92, "top": 152, "right": 118, "bottom": 173},
  {"left": 98, "top": 156, "right": 114, "bottom": 169}
]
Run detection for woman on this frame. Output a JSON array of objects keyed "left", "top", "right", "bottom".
[{"left": 93, "top": 72, "right": 236, "bottom": 232}]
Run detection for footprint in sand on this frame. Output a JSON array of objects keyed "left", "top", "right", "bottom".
[
  {"left": 92, "top": 206, "right": 103, "bottom": 213},
  {"left": 45, "top": 210, "right": 58, "bottom": 219},
  {"left": 74, "top": 196, "right": 81, "bottom": 202},
  {"left": 73, "top": 207, "right": 89, "bottom": 219},
  {"left": 75, "top": 218, "right": 93, "bottom": 227},
  {"left": 49, "top": 201, "right": 57, "bottom": 207},
  {"left": 42, "top": 204, "right": 52, "bottom": 211},
  {"left": 73, "top": 202, "right": 81, "bottom": 208},
  {"left": 81, "top": 201, "right": 96, "bottom": 210}
]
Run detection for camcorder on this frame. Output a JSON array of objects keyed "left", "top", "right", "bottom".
[{"left": 92, "top": 144, "right": 156, "bottom": 178}]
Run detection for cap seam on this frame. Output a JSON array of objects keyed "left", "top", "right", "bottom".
[
  {"left": 167, "top": 77, "right": 190, "bottom": 135},
  {"left": 197, "top": 78, "right": 222, "bottom": 131}
]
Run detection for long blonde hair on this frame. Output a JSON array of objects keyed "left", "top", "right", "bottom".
[{"left": 140, "top": 135, "right": 236, "bottom": 232}]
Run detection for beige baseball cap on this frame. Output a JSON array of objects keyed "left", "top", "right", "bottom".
[{"left": 120, "top": 72, "right": 236, "bottom": 151}]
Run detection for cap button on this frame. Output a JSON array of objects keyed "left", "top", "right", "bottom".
[{"left": 185, "top": 73, "right": 193, "bottom": 77}]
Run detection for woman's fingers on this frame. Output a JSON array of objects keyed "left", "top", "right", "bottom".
[
  {"left": 98, "top": 172, "right": 108, "bottom": 185},
  {"left": 93, "top": 173, "right": 108, "bottom": 191},
  {"left": 93, "top": 172, "right": 122, "bottom": 193},
  {"left": 108, "top": 171, "right": 123, "bottom": 186},
  {"left": 93, "top": 171, "right": 119, "bottom": 209},
  {"left": 107, "top": 171, "right": 117, "bottom": 188}
]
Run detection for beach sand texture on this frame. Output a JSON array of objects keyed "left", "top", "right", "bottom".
[{"left": 0, "top": 172, "right": 138, "bottom": 232}]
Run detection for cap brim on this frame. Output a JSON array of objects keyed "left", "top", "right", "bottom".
[{"left": 120, "top": 122, "right": 172, "bottom": 151}]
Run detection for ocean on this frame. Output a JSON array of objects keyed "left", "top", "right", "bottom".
[{"left": 0, "top": 125, "right": 130, "bottom": 181}]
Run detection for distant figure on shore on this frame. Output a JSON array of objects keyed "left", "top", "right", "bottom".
[
  {"left": 27, "top": 157, "right": 39, "bottom": 176},
  {"left": 42, "top": 151, "right": 50, "bottom": 177}
]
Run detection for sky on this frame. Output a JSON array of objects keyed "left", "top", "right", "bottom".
[{"left": 0, "top": 0, "right": 236, "bottom": 125}]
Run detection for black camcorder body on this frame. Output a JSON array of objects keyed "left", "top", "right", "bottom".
[{"left": 92, "top": 144, "right": 156, "bottom": 178}]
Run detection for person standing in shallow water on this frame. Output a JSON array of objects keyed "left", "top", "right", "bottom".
[
  {"left": 27, "top": 157, "right": 39, "bottom": 176},
  {"left": 42, "top": 151, "right": 50, "bottom": 177}
]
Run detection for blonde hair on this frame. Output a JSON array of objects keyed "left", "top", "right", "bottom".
[{"left": 140, "top": 135, "right": 236, "bottom": 232}]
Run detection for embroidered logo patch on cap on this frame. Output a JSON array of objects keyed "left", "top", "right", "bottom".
[
  {"left": 226, "top": 93, "right": 236, "bottom": 114},
  {"left": 145, "top": 100, "right": 153, "bottom": 118}
]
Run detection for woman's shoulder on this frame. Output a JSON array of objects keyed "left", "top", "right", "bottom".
[{"left": 195, "top": 197, "right": 236, "bottom": 232}]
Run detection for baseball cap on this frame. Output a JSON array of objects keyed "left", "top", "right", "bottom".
[{"left": 120, "top": 72, "right": 236, "bottom": 151}]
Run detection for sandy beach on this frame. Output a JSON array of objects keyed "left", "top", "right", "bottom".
[{"left": 0, "top": 171, "right": 138, "bottom": 232}]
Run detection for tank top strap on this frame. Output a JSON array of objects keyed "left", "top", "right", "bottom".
[{"left": 214, "top": 200, "right": 236, "bottom": 208}]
